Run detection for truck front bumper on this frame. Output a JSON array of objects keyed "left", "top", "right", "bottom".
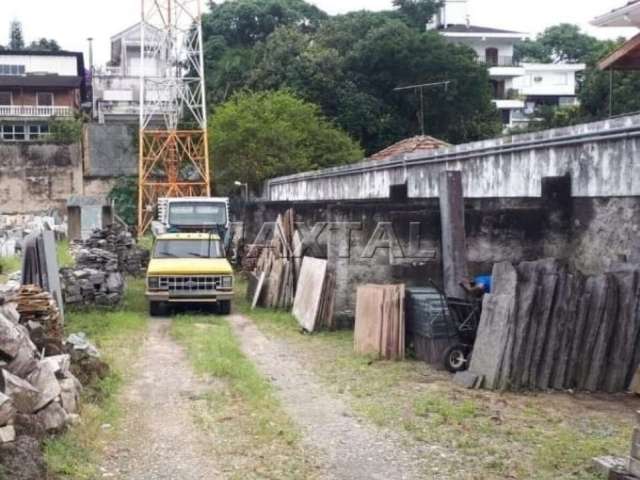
[{"left": 146, "top": 290, "right": 234, "bottom": 303}]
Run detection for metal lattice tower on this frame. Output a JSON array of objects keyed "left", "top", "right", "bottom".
[{"left": 138, "top": 0, "right": 210, "bottom": 235}]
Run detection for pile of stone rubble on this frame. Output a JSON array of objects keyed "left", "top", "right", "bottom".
[
  {"left": 73, "top": 224, "right": 149, "bottom": 276},
  {"left": 0, "top": 286, "right": 107, "bottom": 478},
  {"left": 60, "top": 248, "right": 125, "bottom": 308}
]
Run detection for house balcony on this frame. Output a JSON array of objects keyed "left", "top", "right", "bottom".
[
  {"left": 0, "top": 105, "right": 74, "bottom": 118},
  {"left": 478, "top": 56, "right": 520, "bottom": 67},
  {"left": 493, "top": 99, "right": 525, "bottom": 110},
  {"left": 479, "top": 57, "right": 525, "bottom": 79}
]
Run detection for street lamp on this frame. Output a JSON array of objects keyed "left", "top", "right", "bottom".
[{"left": 234, "top": 181, "right": 248, "bottom": 202}]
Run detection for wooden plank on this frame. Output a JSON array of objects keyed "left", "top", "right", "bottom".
[
  {"left": 354, "top": 285, "right": 385, "bottom": 356},
  {"left": 292, "top": 257, "right": 327, "bottom": 332},
  {"left": 251, "top": 272, "right": 266, "bottom": 310}
]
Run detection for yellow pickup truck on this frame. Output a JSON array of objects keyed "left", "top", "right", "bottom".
[{"left": 145, "top": 232, "right": 234, "bottom": 316}]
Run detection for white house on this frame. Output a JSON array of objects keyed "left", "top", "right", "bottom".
[
  {"left": 92, "top": 23, "right": 168, "bottom": 124},
  {"left": 0, "top": 50, "right": 86, "bottom": 141},
  {"left": 434, "top": 0, "right": 584, "bottom": 129}
]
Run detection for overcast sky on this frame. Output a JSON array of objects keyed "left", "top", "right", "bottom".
[{"left": 4, "top": 0, "right": 637, "bottom": 67}]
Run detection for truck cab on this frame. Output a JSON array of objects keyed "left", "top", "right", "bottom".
[
  {"left": 145, "top": 232, "right": 234, "bottom": 316},
  {"left": 158, "top": 197, "right": 230, "bottom": 237}
]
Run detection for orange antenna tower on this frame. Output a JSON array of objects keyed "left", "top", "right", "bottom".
[{"left": 138, "top": 0, "right": 210, "bottom": 235}]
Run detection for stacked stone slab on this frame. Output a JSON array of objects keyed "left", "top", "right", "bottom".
[
  {"left": 467, "top": 259, "right": 640, "bottom": 393},
  {"left": 59, "top": 255, "right": 124, "bottom": 308},
  {"left": 73, "top": 225, "right": 149, "bottom": 276}
]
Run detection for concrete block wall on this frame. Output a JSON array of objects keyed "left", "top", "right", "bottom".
[
  {"left": 238, "top": 186, "right": 640, "bottom": 321},
  {"left": 0, "top": 142, "right": 83, "bottom": 214},
  {"left": 236, "top": 192, "right": 574, "bottom": 322}
]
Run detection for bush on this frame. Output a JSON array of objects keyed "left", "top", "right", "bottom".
[{"left": 48, "top": 118, "right": 83, "bottom": 143}]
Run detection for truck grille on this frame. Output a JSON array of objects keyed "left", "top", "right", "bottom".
[{"left": 159, "top": 276, "right": 221, "bottom": 292}]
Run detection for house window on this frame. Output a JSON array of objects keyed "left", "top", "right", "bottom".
[
  {"left": 36, "top": 92, "right": 54, "bottom": 107},
  {"left": 1, "top": 125, "right": 15, "bottom": 140},
  {"left": 0, "top": 65, "right": 25, "bottom": 76},
  {"left": 28, "top": 124, "right": 49, "bottom": 140},
  {"left": 0, "top": 124, "right": 48, "bottom": 141},
  {"left": 0, "top": 92, "right": 11, "bottom": 105},
  {"left": 485, "top": 48, "right": 499, "bottom": 66},
  {"left": 14, "top": 125, "right": 24, "bottom": 141}
]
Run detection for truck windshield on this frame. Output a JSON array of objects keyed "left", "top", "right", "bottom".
[
  {"left": 168, "top": 202, "right": 226, "bottom": 227},
  {"left": 153, "top": 239, "right": 224, "bottom": 259}
]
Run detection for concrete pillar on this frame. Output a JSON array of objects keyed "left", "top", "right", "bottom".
[{"left": 439, "top": 171, "right": 468, "bottom": 298}]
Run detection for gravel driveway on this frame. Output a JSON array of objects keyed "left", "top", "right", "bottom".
[{"left": 100, "top": 319, "right": 220, "bottom": 479}]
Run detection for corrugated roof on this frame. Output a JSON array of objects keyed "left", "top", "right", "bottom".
[{"left": 369, "top": 136, "right": 450, "bottom": 162}]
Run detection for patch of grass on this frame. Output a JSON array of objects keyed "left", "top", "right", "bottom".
[
  {"left": 172, "top": 313, "right": 318, "bottom": 479},
  {"left": 137, "top": 234, "right": 154, "bottom": 252},
  {"left": 414, "top": 392, "right": 478, "bottom": 425},
  {"left": 237, "top": 277, "right": 638, "bottom": 480},
  {"left": 0, "top": 255, "right": 20, "bottom": 282},
  {"left": 44, "top": 278, "right": 148, "bottom": 479},
  {"left": 56, "top": 239, "right": 75, "bottom": 268}
]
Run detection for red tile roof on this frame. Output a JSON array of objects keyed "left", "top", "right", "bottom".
[{"left": 369, "top": 136, "right": 450, "bottom": 161}]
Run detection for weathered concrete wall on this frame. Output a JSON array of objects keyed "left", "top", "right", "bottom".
[
  {"left": 0, "top": 142, "right": 83, "bottom": 214},
  {"left": 237, "top": 191, "right": 572, "bottom": 322},
  {"left": 266, "top": 114, "right": 640, "bottom": 201},
  {"left": 571, "top": 197, "right": 640, "bottom": 274},
  {"left": 83, "top": 124, "right": 137, "bottom": 178}
]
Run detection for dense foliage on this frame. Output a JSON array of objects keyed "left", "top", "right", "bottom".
[
  {"left": 49, "top": 118, "right": 83, "bottom": 143},
  {"left": 108, "top": 176, "right": 138, "bottom": 227},
  {"left": 3, "top": 20, "right": 60, "bottom": 51},
  {"left": 209, "top": 90, "right": 364, "bottom": 193},
  {"left": 203, "top": 0, "right": 501, "bottom": 157}
]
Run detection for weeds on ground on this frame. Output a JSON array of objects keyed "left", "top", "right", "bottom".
[
  {"left": 44, "top": 278, "right": 148, "bottom": 479},
  {"left": 237, "top": 276, "right": 637, "bottom": 480},
  {"left": 172, "top": 312, "right": 318, "bottom": 479},
  {"left": 56, "top": 239, "right": 75, "bottom": 268},
  {"left": 0, "top": 239, "right": 73, "bottom": 283},
  {"left": 0, "top": 255, "right": 20, "bottom": 282}
]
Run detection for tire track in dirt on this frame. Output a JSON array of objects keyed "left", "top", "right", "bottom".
[
  {"left": 100, "top": 319, "right": 220, "bottom": 480},
  {"left": 229, "top": 314, "right": 435, "bottom": 480}
]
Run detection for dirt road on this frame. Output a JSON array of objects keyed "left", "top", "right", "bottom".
[
  {"left": 101, "top": 319, "right": 220, "bottom": 479},
  {"left": 228, "top": 314, "right": 435, "bottom": 480}
]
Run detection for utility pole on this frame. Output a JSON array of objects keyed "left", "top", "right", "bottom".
[
  {"left": 394, "top": 81, "right": 453, "bottom": 136},
  {"left": 87, "top": 37, "right": 94, "bottom": 74}
]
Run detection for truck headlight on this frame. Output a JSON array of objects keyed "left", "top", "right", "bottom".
[
  {"left": 148, "top": 277, "right": 160, "bottom": 290},
  {"left": 221, "top": 276, "right": 233, "bottom": 289}
]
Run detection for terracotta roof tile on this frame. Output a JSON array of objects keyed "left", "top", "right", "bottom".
[{"left": 369, "top": 136, "right": 450, "bottom": 161}]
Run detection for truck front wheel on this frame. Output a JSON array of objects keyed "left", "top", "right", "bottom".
[
  {"left": 218, "top": 300, "right": 231, "bottom": 315},
  {"left": 149, "top": 301, "right": 166, "bottom": 317}
]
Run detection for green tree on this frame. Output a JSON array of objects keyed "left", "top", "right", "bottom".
[
  {"left": 209, "top": 90, "right": 363, "bottom": 193},
  {"left": 28, "top": 38, "right": 61, "bottom": 51},
  {"left": 250, "top": 14, "right": 500, "bottom": 152},
  {"left": 202, "top": 0, "right": 327, "bottom": 104},
  {"left": 515, "top": 24, "right": 600, "bottom": 64},
  {"left": 9, "top": 20, "right": 24, "bottom": 50},
  {"left": 392, "top": 0, "right": 441, "bottom": 30},
  {"left": 202, "top": 1, "right": 500, "bottom": 155}
]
